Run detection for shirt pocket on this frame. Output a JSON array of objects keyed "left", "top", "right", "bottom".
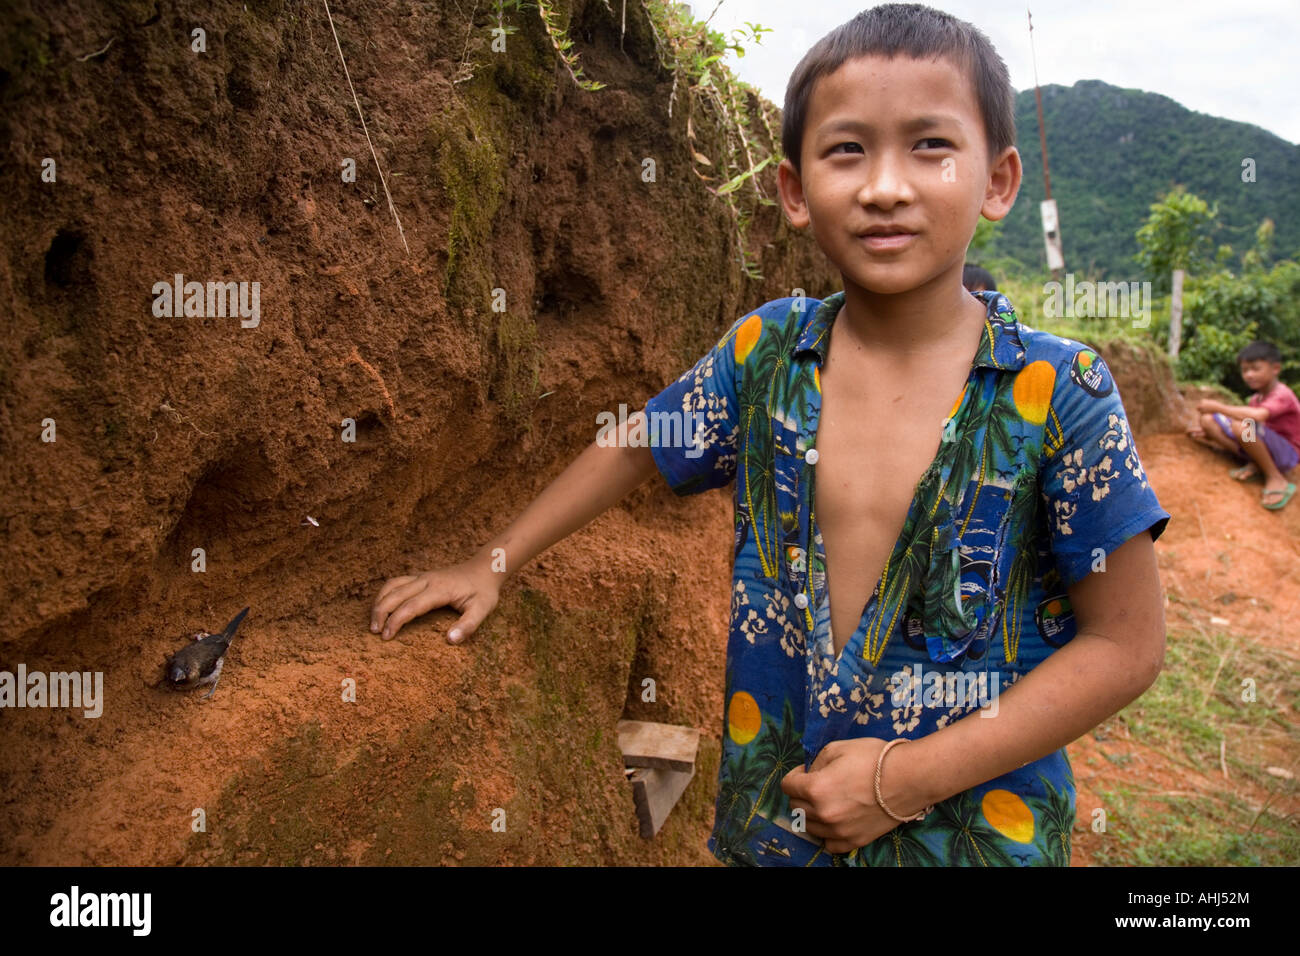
[{"left": 917, "top": 469, "right": 1034, "bottom": 665}]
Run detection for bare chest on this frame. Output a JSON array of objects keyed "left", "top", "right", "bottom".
[{"left": 813, "top": 359, "right": 965, "bottom": 656}]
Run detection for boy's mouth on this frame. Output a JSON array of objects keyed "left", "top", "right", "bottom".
[
  {"left": 860, "top": 223, "right": 916, "bottom": 237},
  {"left": 859, "top": 228, "right": 917, "bottom": 251}
]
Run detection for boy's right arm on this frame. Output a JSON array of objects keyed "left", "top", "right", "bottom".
[{"left": 369, "top": 409, "right": 660, "bottom": 641}]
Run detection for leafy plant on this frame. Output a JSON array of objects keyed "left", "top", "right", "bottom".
[
  {"left": 535, "top": 0, "right": 606, "bottom": 91},
  {"left": 968, "top": 216, "right": 1002, "bottom": 256},
  {"left": 1175, "top": 261, "right": 1299, "bottom": 390},
  {"left": 483, "top": 2, "right": 777, "bottom": 278},
  {"left": 639, "top": 0, "right": 778, "bottom": 279},
  {"left": 1134, "top": 185, "right": 1218, "bottom": 295},
  {"left": 1176, "top": 317, "right": 1256, "bottom": 388},
  {"left": 1128, "top": 187, "right": 1298, "bottom": 391}
]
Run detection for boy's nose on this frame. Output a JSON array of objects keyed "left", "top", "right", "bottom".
[{"left": 856, "top": 152, "right": 916, "bottom": 209}]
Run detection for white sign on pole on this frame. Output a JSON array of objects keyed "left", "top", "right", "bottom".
[{"left": 1041, "top": 199, "right": 1064, "bottom": 271}]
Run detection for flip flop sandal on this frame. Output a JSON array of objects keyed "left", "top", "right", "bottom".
[
  {"left": 1261, "top": 483, "right": 1297, "bottom": 510},
  {"left": 1229, "top": 465, "right": 1260, "bottom": 481}
]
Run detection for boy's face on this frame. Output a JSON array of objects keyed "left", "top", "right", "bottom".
[
  {"left": 778, "top": 53, "right": 1020, "bottom": 298},
  {"left": 1240, "top": 359, "right": 1281, "bottom": 391}
]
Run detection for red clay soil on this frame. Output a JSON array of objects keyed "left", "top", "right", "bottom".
[
  {"left": 0, "top": 0, "right": 834, "bottom": 865},
  {"left": 6, "top": 371, "right": 1293, "bottom": 867}
]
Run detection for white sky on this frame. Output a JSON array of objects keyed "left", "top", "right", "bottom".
[{"left": 685, "top": 0, "right": 1300, "bottom": 145}]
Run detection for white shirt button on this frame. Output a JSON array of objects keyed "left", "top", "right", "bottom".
[
  {"left": 793, "top": 592, "right": 809, "bottom": 609},
  {"left": 805, "top": 448, "right": 820, "bottom": 464}
]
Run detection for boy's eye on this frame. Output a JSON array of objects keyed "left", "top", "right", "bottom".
[{"left": 830, "top": 139, "right": 950, "bottom": 155}]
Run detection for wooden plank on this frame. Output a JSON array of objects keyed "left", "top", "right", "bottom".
[
  {"left": 629, "top": 765, "right": 696, "bottom": 839},
  {"left": 616, "top": 719, "right": 700, "bottom": 772}
]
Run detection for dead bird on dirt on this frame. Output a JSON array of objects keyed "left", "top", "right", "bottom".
[{"left": 164, "top": 606, "right": 250, "bottom": 699}]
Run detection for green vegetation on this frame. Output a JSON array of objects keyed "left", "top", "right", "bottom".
[
  {"left": 982, "top": 81, "right": 1299, "bottom": 393},
  {"left": 485, "top": 1, "right": 778, "bottom": 279},
  {"left": 974, "top": 182, "right": 1298, "bottom": 393},
  {"left": 428, "top": 91, "right": 504, "bottom": 297},
  {"left": 1172, "top": 258, "right": 1300, "bottom": 391},
  {"left": 639, "top": 1, "right": 777, "bottom": 279},
  {"left": 1135, "top": 193, "right": 1297, "bottom": 391},
  {"left": 427, "top": 20, "right": 546, "bottom": 435},
  {"left": 431, "top": 0, "right": 784, "bottom": 434},
  {"left": 0, "top": 9, "right": 52, "bottom": 78},
  {"left": 492, "top": 0, "right": 605, "bottom": 91},
  {"left": 1091, "top": 784, "right": 1292, "bottom": 866},
  {"left": 1005, "top": 79, "right": 1300, "bottom": 279}
]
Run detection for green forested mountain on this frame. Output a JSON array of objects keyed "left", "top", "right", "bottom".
[{"left": 996, "top": 79, "right": 1300, "bottom": 278}]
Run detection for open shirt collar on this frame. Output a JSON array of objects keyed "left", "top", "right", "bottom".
[{"left": 792, "top": 289, "right": 1028, "bottom": 372}]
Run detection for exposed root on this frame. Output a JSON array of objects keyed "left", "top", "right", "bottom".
[{"left": 345, "top": 346, "right": 397, "bottom": 420}]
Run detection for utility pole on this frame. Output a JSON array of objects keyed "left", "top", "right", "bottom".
[{"left": 1029, "top": 8, "right": 1064, "bottom": 280}]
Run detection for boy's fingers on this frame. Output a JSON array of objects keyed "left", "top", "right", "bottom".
[
  {"left": 799, "top": 815, "right": 833, "bottom": 840},
  {"left": 376, "top": 574, "right": 418, "bottom": 601},
  {"left": 370, "top": 577, "right": 425, "bottom": 634},
  {"left": 788, "top": 796, "right": 831, "bottom": 835},
  {"left": 381, "top": 586, "right": 447, "bottom": 641},
  {"left": 376, "top": 579, "right": 445, "bottom": 639},
  {"left": 809, "top": 741, "right": 842, "bottom": 772},
  {"left": 781, "top": 765, "right": 810, "bottom": 799},
  {"left": 371, "top": 571, "right": 496, "bottom": 641},
  {"left": 370, "top": 575, "right": 419, "bottom": 632}
]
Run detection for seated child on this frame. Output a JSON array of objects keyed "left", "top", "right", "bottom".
[{"left": 1187, "top": 340, "right": 1299, "bottom": 510}]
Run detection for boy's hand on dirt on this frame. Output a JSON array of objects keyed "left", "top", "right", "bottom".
[{"left": 369, "top": 562, "right": 501, "bottom": 642}]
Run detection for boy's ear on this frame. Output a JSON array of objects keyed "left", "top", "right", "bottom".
[
  {"left": 979, "top": 145, "right": 1022, "bottom": 224},
  {"left": 777, "top": 158, "right": 811, "bottom": 229}
]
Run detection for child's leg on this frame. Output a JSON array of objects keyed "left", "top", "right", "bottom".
[
  {"left": 1197, "top": 412, "right": 1248, "bottom": 458},
  {"left": 1253, "top": 424, "right": 1300, "bottom": 503},
  {"left": 1230, "top": 419, "right": 1296, "bottom": 494}
]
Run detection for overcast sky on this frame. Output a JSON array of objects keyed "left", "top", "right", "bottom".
[{"left": 688, "top": 0, "right": 1300, "bottom": 145}]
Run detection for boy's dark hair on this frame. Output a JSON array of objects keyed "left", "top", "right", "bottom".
[
  {"left": 781, "top": 3, "right": 1016, "bottom": 177},
  {"left": 962, "top": 263, "right": 997, "bottom": 292},
  {"left": 1237, "top": 340, "right": 1282, "bottom": 365}
]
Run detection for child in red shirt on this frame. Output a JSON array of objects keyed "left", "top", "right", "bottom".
[{"left": 1188, "top": 340, "right": 1299, "bottom": 509}]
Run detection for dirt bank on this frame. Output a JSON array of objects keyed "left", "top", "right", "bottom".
[{"left": 0, "top": 0, "right": 834, "bottom": 864}]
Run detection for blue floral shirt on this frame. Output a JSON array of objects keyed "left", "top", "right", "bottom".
[{"left": 644, "top": 290, "right": 1170, "bottom": 866}]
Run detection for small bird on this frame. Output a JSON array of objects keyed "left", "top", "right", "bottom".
[{"left": 164, "top": 606, "right": 249, "bottom": 699}]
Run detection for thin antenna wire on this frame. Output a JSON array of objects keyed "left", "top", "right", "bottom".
[
  {"left": 1027, "top": 6, "right": 1040, "bottom": 90},
  {"left": 323, "top": 0, "right": 410, "bottom": 256},
  {"left": 1027, "top": 7, "right": 1053, "bottom": 201}
]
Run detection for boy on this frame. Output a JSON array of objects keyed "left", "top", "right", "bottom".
[
  {"left": 1187, "top": 340, "right": 1299, "bottom": 510},
  {"left": 370, "top": 3, "right": 1170, "bottom": 866}
]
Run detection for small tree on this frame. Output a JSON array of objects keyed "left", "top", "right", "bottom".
[
  {"left": 968, "top": 216, "right": 1001, "bottom": 256},
  {"left": 1134, "top": 185, "right": 1217, "bottom": 295},
  {"left": 1241, "top": 218, "right": 1275, "bottom": 273}
]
